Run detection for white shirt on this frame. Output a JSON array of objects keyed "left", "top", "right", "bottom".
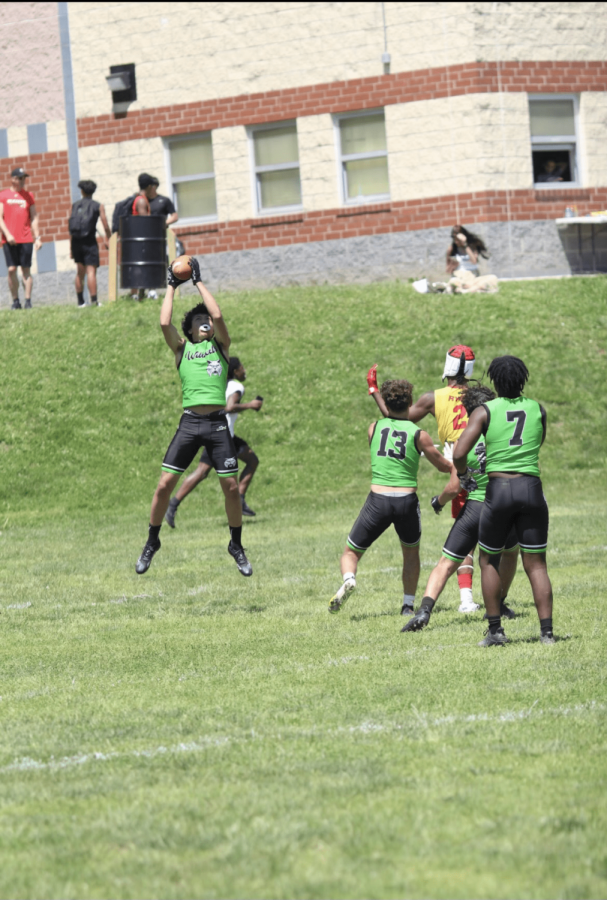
[{"left": 225, "top": 378, "right": 244, "bottom": 436}]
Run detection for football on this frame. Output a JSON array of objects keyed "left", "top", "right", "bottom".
[{"left": 171, "top": 254, "right": 193, "bottom": 281}]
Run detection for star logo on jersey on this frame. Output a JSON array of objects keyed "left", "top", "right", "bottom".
[
  {"left": 224, "top": 457, "right": 236, "bottom": 469},
  {"left": 207, "top": 360, "right": 223, "bottom": 376}
]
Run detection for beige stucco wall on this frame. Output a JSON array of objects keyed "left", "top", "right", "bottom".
[
  {"left": 298, "top": 115, "right": 340, "bottom": 212},
  {"left": 387, "top": 92, "right": 533, "bottom": 202},
  {"left": 78, "top": 137, "right": 167, "bottom": 217},
  {"left": 580, "top": 93, "right": 607, "bottom": 188},
  {"left": 212, "top": 126, "right": 252, "bottom": 222}
]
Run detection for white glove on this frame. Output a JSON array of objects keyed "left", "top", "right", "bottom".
[{"left": 443, "top": 442, "right": 454, "bottom": 462}]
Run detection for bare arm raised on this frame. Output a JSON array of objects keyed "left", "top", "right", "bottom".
[
  {"left": 408, "top": 391, "right": 435, "bottom": 423},
  {"left": 190, "top": 257, "right": 230, "bottom": 352}
]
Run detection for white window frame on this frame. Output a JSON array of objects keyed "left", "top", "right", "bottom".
[
  {"left": 248, "top": 121, "right": 303, "bottom": 216},
  {"left": 334, "top": 108, "right": 390, "bottom": 206},
  {"left": 528, "top": 94, "right": 581, "bottom": 189},
  {"left": 163, "top": 132, "right": 217, "bottom": 224}
]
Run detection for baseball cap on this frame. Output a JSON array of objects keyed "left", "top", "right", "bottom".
[
  {"left": 11, "top": 167, "right": 29, "bottom": 178},
  {"left": 138, "top": 173, "right": 157, "bottom": 189}
]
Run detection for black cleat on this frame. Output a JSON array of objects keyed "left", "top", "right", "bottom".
[
  {"left": 165, "top": 498, "right": 179, "bottom": 528},
  {"left": 24, "top": 299, "right": 32, "bottom": 309},
  {"left": 136, "top": 539, "right": 160, "bottom": 574},
  {"left": 484, "top": 601, "right": 516, "bottom": 620},
  {"left": 228, "top": 541, "right": 252, "bottom": 576},
  {"left": 401, "top": 603, "right": 414, "bottom": 617},
  {"left": 478, "top": 627, "right": 509, "bottom": 647},
  {"left": 11, "top": 299, "right": 22, "bottom": 309},
  {"left": 241, "top": 496, "right": 256, "bottom": 517},
  {"left": 540, "top": 632, "right": 555, "bottom": 645},
  {"left": 401, "top": 608, "right": 431, "bottom": 632}
]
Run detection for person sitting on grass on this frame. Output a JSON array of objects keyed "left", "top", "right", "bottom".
[
  {"left": 135, "top": 257, "right": 252, "bottom": 579},
  {"left": 402, "top": 384, "right": 519, "bottom": 634},
  {"left": 453, "top": 355, "right": 554, "bottom": 647},
  {"left": 328, "top": 378, "right": 451, "bottom": 617}
]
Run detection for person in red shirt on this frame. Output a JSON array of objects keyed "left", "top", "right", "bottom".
[{"left": 0, "top": 167, "right": 42, "bottom": 308}]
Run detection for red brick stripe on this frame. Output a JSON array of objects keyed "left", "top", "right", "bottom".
[{"left": 77, "top": 60, "right": 607, "bottom": 147}]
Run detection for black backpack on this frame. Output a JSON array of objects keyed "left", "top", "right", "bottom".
[
  {"left": 68, "top": 198, "right": 100, "bottom": 239},
  {"left": 111, "top": 194, "right": 137, "bottom": 233}
]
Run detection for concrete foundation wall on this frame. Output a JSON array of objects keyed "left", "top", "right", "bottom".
[{"left": 0, "top": 219, "right": 574, "bottom": 308}]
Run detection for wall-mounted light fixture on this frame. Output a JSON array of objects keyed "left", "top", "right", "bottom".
[{"left": 106, "top": 63, "right": 137, "bottom": 105}]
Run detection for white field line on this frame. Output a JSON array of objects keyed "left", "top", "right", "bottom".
[{"left": 1, "top": 701, "right": 604, "bottom": 776}]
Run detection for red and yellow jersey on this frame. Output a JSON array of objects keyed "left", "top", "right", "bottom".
[{"left": 434, "top": 385, "right": 468, "bottom": 444}]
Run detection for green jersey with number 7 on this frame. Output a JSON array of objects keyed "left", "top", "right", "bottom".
[{"left": 482, "top": 396, "right": 545, "bottom": 476}]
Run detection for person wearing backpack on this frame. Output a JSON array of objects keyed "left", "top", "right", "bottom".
[{"left": 69, "top": 180, "right": 110, "bottom": 307}]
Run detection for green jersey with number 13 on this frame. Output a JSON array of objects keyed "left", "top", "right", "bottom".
[
  {"left": 370, "top": 418, "right": 421, "bottom": 487},
  {"left": 483, "top": 396, "right": 545, "bottom": 476}
]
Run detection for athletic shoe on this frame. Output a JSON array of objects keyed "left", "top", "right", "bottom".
[
  {"left": 228, "top": 541, "right": 252, "bottom": 576},
  {"left": 459, "top": 599, "right": 480, "bottom": 613},
  {"left": 135, "top": 539, "right": 160, "bottom": 574},
  {"left": 11, "top": 299, "right": 22, "bottom": 309},
  {"left": 328, "top": 578, "right": 356, "bottom": 614},
  {"left": 401, "top": 603, "right": 414, "bottom": 617},
  {"left": 24, "top": 299, "right": 32, "bottom": 309},
  {"left": 164, "top": 498, "right": 179, "bottom": 529},
  {"left": 401, "top": 608, "right": 431, "bottom": 632},
  {"left": 77, "top": 301, "right": 86, "bottom": 308},
  {"left": 540, "top": 632, "right": 555, "bottom": 645},
  {"left": 241, "top": 496, "right": 256, "bottom": 517},
  {"left": 478, "top": 627, "right": 509, "bottom": 647},
  {"left": 484, "top": 601, "right": 516, "bottom": 620}
]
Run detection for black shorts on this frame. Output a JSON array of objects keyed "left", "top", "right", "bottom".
[
  {"left": 199, "top": 434, "right": 248, "bottom": 466},
  {"left": 71, "top": 238, "right": 99, "bottom": 267},
  {"left": 443, "top": 499, "right": 518, "bottom": 562},
  {"left": 479, "top": 475, "right": 548, "bottom": 555},
  {"left": 161, "top": 410, "right": 238, "bottom": 478},
  {"left": 347, "top": 491, "right": 421, "bottom": 553},
  {"left": 3, "top": 242, "right": 33, "bottom": 268}
]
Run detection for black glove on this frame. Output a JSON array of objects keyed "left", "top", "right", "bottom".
[
  {"left": 459, "top": 469, "right": 479, "bottom": 493},
  {"left": 167, "top": 263, "right": 183, "bottom": 288},
  {"left": 189, "top": 256, "right": 201, "bottom": 284},
  {"left": 431, "top": 495, "right": 443, "bottom": 515}
]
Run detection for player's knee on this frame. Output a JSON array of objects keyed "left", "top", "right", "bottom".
[
  {"left": 221, "top": 476, "right": 239, "bottom": 494},
  {"left": 521, "top": 550, "right": 547, "bottom": 573}
]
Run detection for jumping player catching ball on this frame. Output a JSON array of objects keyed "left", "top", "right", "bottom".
[
  {"left": 135, "top": 257, "right": 252, "bottom": 578},
  {"left": 328, "top": 378, "right": 451, "bottom": 616},
  {"left": 453, "top": 356, "right": 554, "bottom": 646}
]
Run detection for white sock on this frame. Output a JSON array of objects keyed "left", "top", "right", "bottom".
[
  {"left": 343, "top": 572, "right": 356, "bottom": 584},
  {"left": 403, "top": 593, "right": 415, "bottom": 608},
  {"left": 460, "top": 587, "right": 473, "bottom": 605}
]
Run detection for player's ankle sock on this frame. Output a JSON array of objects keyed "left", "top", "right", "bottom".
[
  {"left": 343, "top": 572, "right": 356, "bottom": 583},
  {"left": 540, "top": 617, "right": 553, "bottom": 636},
  {"left": 420, "top": 596, "right": 436, "bottom": 613},
  {"left": 459, "top": 587, "right": 474, "bottom": 605},
  {"left": 77, "top": 291, "right": 84, "bottom": 304},
  {"left": 403, "top": 593, "right": 415, "bottom": 609},
  {"left": 170, "top": 496, "right": 181, "bottom": 508},
  {"left": 91, "top": 294, "right": 98, "bottom": 304},
  {"left": 230, "top": 525, "right": 242, "bottom": 547},
  {"left": 148, "top": 523, "right": 161, "bottom": 543},
  {"left": 487, "top": 615, "right": 501, "bottom": 634}
]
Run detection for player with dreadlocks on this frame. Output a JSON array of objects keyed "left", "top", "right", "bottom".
[
  {"left": 402, "top": 384, "right": 518, "bottom": 633},
  {"left": 453, "top": 355, "right": 554, "bottom": 646},
  {"left": 367, "top": 344, "right": 478, "bottom": 615}
]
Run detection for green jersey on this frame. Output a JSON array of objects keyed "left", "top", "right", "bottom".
[
  {"left": 370, "top": 418, "right": 421, "bottom": 487},
  {"left": 466, "top": 437, "right": 488, "bottom": 502},
  {"left": 483, "top": 396, "right": 545, "bottom": 476},
  {"left": 178, "top": 338, "right": 228, "bottom": 408}
]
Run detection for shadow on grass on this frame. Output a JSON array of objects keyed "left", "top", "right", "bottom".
[{"left": 349, "top": 609, "right": 400, "bottom": 621}]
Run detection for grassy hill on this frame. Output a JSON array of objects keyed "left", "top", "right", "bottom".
[{"left": 0, "top": 278, "right": 606, "bottom": 899}]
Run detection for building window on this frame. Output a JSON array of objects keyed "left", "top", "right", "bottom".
[
  {"left": 529, "top": 97, "right": 579, "bottom": 187},
  {"left": 165, "top": 133, "right": 217, "bottom": 220},
  {"left": 336, "top": 111, "right": 390, "bottom": 204},
  {"left": 250, "top": 122, "right": 302, "bottom": 213}
]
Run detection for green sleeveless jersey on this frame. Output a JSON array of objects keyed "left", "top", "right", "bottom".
[
  {"left": 370, "top": 418, "right": 421, "bottom": 487},
  {"left": 483, "top": 396, "right": 545, "bottom": 476},
  {"left": 466, "top": 437, "right": 488, "bottom": 502},
  {"left": 178, "top": 339, "right": 228, "bottom": 408}
]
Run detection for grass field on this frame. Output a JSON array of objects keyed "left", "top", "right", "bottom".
[{"left": 0, "top": 278, "right": 606, "bottom": 899}]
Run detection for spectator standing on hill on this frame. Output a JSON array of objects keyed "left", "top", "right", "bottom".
[
  {"left": 68, "top": 180, "right": 111, "bottom": 307},
  {"left": 165, "top": 356, "right": 263, "bottom": 527},
  {"left": 128, "top": 173, "right": 155, "bottom": 300},
  {"left": 0, "top": 167, "right": 42, "bottom": 309},
  {"left": 147, "top": 176, "right": 178, "bottom": 225}
]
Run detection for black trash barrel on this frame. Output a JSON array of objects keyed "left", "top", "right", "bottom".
[{"left": 120, "top": 215, "right": 167, "bottom": 289}]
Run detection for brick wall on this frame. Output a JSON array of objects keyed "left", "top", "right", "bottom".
[{"left": 76, "top": 60, "right": 607, "bottom": 148}]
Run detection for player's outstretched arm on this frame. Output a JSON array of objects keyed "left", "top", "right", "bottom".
[
  {"left": 453, "top": 406, "right": 486, "bottom": 473},
  {"left": 189, "top": 257, "right": 231, "bottom": 351},
  {"left": 367, "top": 365, "right": 389, "bottom": 417},
  {"left": 434, "top": 465, "right": 461, "bottom": 511},
  {"left": 417, "top": 430, "right": 452, "bottom": 473},
  {"left": 159, "top": 281, "right": 184, "bottom": 354},
  {"left": 226, "top": 390, "right": 263, "bottom": 413},
  {"left": 408, "top": 391, "right": 435, "bottom": 423}
]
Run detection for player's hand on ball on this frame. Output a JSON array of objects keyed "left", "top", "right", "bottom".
[
  {"left": 458, "top": 469, "right": 478, "bottom": 493},
  {"left": 431, "top": 495, "right": 443, "bottom": 514},
  {"left": 167, "top": 263, "right": 183, "bottom": 288},
  {"left": 189, "top": 256, "right": 202, "bottom": 284},
  {"left": 367, "top": 364, "right": 379, "bottom": 394}
]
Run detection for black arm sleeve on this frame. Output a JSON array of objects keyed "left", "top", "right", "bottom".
[{"left": 539, "top": 404, "right": 547, "bottom": 446}]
